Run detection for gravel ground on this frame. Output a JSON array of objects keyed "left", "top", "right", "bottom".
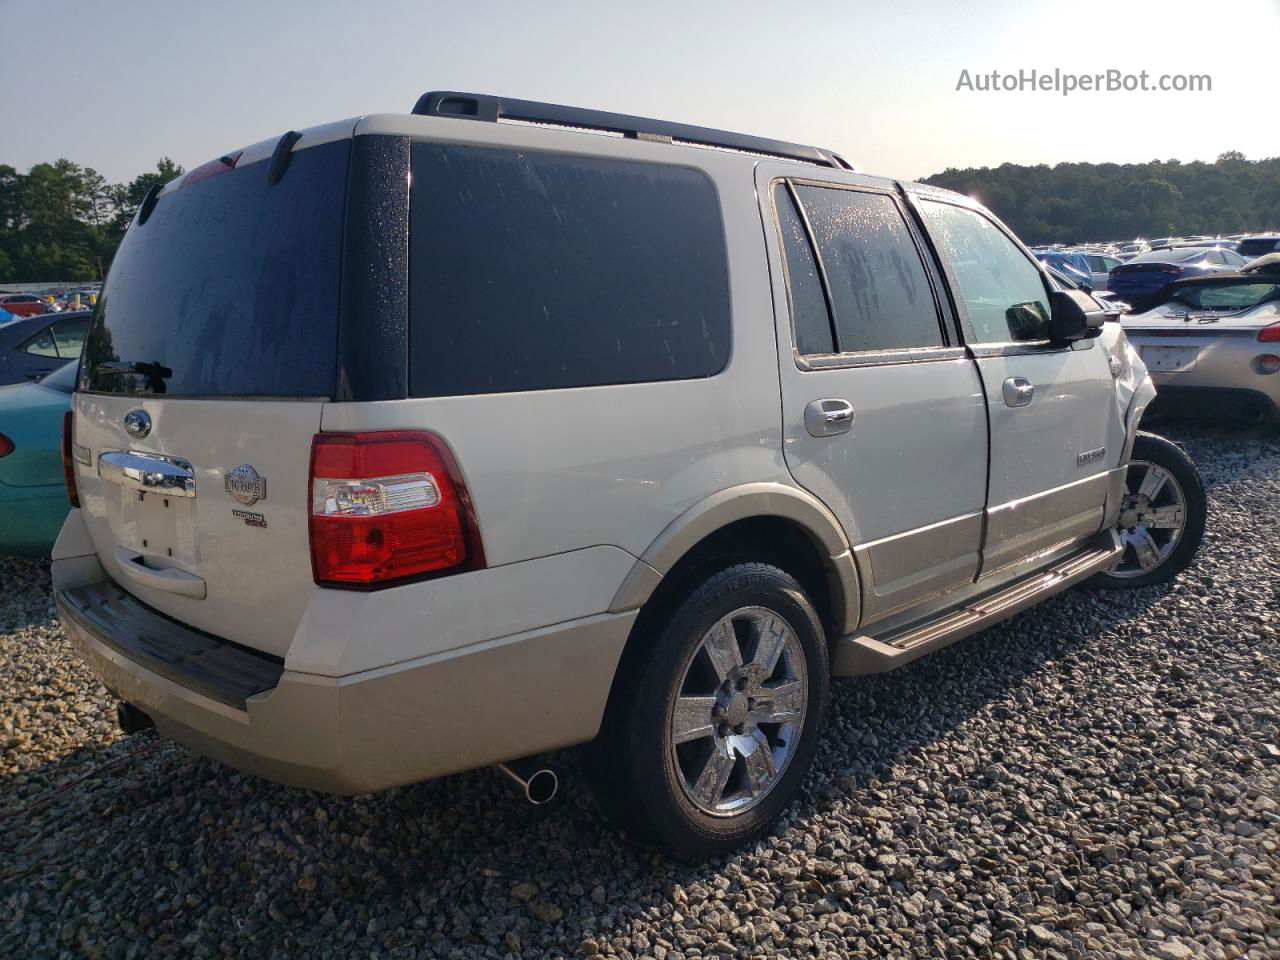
[{"left": 2, "top": 420, "right": 1277, "bottom": 959}]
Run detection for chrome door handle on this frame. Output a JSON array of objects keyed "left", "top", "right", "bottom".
[
  {"left": 1002, "top": 377, "right": 1035, "bottom": 407},
  {"left": 804, "top": 398, "right": 855, "bottom": 437}
]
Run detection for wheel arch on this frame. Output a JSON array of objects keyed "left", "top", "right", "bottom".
[{"left": 609, "top": 482, "right": 861, "bottom": 641}]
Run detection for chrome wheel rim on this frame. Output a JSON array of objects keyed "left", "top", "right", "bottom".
[
  {"left": 668, "top": 606, "right": 807, "bottom": 817},
  {"left": 1108, "top": 459, "right": 1187, "bottom": 578}
]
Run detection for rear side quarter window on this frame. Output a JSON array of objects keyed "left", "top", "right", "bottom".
[
  {"left": 408, "top": 144, "right": 731, "bottom": 396},
  {"left": 19, "top": 325, "right": 59, "bottom": 357}
]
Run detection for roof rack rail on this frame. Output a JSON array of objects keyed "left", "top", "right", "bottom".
[{"left": 411, "top": 91, "right": 852, "bottom": 170}]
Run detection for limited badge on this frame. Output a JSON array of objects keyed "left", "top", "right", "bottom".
[
  {"left": 232, "top": 509, "right": 267, "bottom": 529},
  {"left": 224, "top": 464, "right": 266, "bottom": 505}
]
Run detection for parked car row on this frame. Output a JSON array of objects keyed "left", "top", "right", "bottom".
[{"left": 0, "top": 285, "right": 100, "bottom": 320}]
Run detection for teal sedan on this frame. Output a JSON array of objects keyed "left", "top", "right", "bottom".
[{"left": 0, "top": 361, "right": 75, "bottom": 554}]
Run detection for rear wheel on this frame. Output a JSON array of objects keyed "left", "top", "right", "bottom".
[
  {"left": 1090, "top": 432, "right": 1206, "bottom": 588},
  {"left": 583, "top": 563, "right": 829, "bottom": 858}
]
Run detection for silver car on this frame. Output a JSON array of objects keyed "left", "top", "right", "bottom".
[
  {"left": 1122, "top": 274, "right": 1280, "bottom": 422},
  {"left": 51, "top": 91, "right": 1207, "bottom": 857}
]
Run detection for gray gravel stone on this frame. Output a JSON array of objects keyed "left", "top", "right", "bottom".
[{"left": 2, "top": 420, "right": 1278, "bottom": 958}]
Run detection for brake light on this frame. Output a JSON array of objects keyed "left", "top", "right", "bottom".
[
  {"left": 309, "top": 431, "right": 484, "bottom": 588},
  {"left": 0, "top": 434, "right": 13, "bottom": 457},
  {"left": 1258, "top": 322, "right": 1280, "bottom": 343},
  {"left": 61, "top": 411, "right": 79, "bottom": 508},
  {"left": 1159, "top": 266, "right": 1185, "bottom": 275}
]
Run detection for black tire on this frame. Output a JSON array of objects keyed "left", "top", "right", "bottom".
[
  {"left": 1089, "top": 431, "right": 1206, "bottom": 588},
  {"left": 582, "top": 563, "right": 829, "bottom": 858}
]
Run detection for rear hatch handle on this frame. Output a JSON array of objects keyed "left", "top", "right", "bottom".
[
  {"left": 112, "top": 546, "right": 207, "bottom": 599},
  {"left": 98, "top": 450, "right": 196, "bottom": 497}
]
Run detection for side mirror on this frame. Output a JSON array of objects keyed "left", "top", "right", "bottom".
[{"left": 1049, "top": 289, "right": 1104, "bottom": 342}]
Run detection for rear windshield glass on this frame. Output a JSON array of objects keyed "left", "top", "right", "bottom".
[
  {"left": 1168, "top": 281, "right": 1280, "bottom": 310},
  {"left": 82, "top": 140, "right": 350, "bottom": 397},
  {"left": 408, "top": 143, "right": 731, "bottom": 396},
  {"left": 1238, "top": 238, "right": 1280, "bottom": 258}
]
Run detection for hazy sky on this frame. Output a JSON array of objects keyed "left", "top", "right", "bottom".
[{"left": 4, "top": 0, "right": 1277, "bottom": 185}]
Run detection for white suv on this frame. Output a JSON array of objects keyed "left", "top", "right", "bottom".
[{"left": 53, "top": 93, "right": 1206, "bottom": 857}]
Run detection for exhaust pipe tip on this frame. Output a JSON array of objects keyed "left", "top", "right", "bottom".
[
  {"left": 496, "top": 761, "right": 559, "bottom": 805},
  {"left": 523, "top": 768, "right": 559, "bottom": 805},
  {"left": 116, "top": 701, "right": 155, "bottom": 736}
]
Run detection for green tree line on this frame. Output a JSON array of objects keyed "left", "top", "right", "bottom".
[
  {"left": 0, "top": 157, "right": 184, "bottom": 282},
  {"left": 922, "top": 152, "right": 1280, "bottom": 246}
]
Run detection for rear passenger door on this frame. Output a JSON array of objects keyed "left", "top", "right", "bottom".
[
  {"left": 758, "top": 167, "right": 989, "bottom": 626},
  {"left": 913, "top": 195, "right": 1115, "bottom": 576}
]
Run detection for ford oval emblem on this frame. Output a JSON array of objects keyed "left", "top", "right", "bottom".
[
  {"left": 123, "top": 409, "right": 151, "bottom": 439},
  {"left": 224, "top": 464, "right": 267, "bottom": 506}
]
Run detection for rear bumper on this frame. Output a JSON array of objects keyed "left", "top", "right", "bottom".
[
  {"left": 1126, "top": 334, "right": 1280, "bottom": 421},
  {"left": 56, "top": 581, "right": 634, "bottom": 794},
  {"left": 1148, "top": 385, "right": 1279, "bottom": 422}
]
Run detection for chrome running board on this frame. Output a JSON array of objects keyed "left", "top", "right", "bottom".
[{"left": 832, "top": 531, "right": 1122, "bottom": 676}]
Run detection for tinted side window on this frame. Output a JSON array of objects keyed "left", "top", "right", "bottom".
[
  {"left": 21, "top": 326, "right": 59, "bottom": 357},
  {"left": 1206, "top": 250, "right": 1224, "bottom": 265},
  {"left": 408, "top": 144, "right": 731, "bottom": 396},
  {"left": 773, "top": 184, "right": 834, "bottom": 355},
  {"left": 919, "top": 200, "right": 1051, "bottom": 343},
  {"left": 52, "top": 315, "right": 89, "bottom": 358},
  {"left": 795, "top": 186, "right": 943, "bottom": 352}
]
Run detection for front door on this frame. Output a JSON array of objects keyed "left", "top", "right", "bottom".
[
  {"left": 758, "top": 166, "right": 989, "bottom": 626},
  {"left": 914, "top": 196, "right": 1115, "bottom": 576}
]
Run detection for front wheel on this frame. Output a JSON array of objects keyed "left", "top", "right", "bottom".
[
  {"left": 1090, "top": 431, "right": 1206, "bottom": 588},
  {"left": 582, "top": 563, "right": 829, "bottom": 858}
]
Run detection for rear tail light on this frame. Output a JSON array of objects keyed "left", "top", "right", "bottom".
[
  {"left": 309, "top": 431, "right": 484, "bottom": 588},
  {"left": 61, "top": 411, "right": 79, "bottom": 507},
  {"left": 1158, "top": 266, "right": 1185, "bottom": 275},
  {"left": 1258, "top": 322, "right": 1280, "bottom": 343},
  {"left": 0, "top": 434, "right": 12, "bottom": 458}
]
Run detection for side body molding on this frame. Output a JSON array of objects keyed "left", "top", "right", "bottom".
[{"left": 608, "top": 482, "right": 861, "bottom": 635}]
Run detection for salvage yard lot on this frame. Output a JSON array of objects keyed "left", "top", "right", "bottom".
[{"left": 2, "top": 421, "right": 1277, "bottom": 960}]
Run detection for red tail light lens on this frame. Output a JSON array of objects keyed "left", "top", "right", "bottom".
[
  {"left": 1159, "top": 266, "right": 1185, "bottom": 275},
  {"left": 61, "top": 411, "right": 79, "bottom": 507},
  {"left": 309, "top": 431, "right": 484, "bottom": 588},
  {"left": 1258, "top": 322, "right": 1280, "bottom": 343},
  {"left": 0, "top": 434, "right": 13, "bottom": 458}
]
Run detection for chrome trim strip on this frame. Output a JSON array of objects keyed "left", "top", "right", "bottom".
[
  {"left": 797, "top": 345, "right": 968, "bottom": 371},
  {"left": 98, "top": 450, "right": 197, "bottom": 498},
  {"left": 968, "top": 340, "right": 1068, "bottom": 358}
]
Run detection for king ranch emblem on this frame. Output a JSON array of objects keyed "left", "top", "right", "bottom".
[{"left": 224, "top": 464, "right": 267, "bottom": 506}]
